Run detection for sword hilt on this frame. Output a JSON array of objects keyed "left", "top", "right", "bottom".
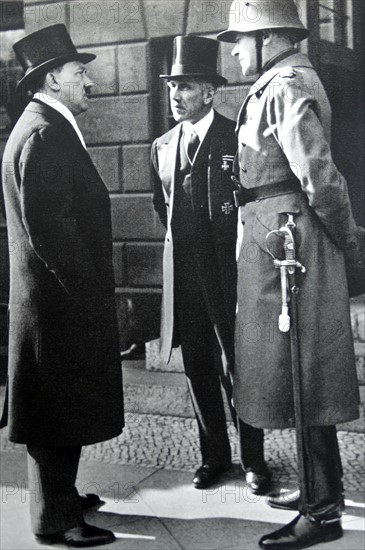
[
  {"left": 277, "top": 265, "right": 290, "bottom": 332},
  {"left": 279, "top": 306, "right": 291, "bottom": 333},
  {"left": 266, "top": 214, "right": 306, "bottom": 333}
]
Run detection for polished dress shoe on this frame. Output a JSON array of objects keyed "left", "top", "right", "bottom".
[
  {"left": 193, "top": 463, "right": 231, "bottom": 489},
  {"left": 267, "top": 489, "right": 345, "bottom": 512},
  {"left": 36, "top": 522, "right": 115, "bottom": 547},
  {"left": 80, "top": 492, "right": 103, "bottom": 510},
  {"left": 245, "top": 466, "right": 272, "bottom": 495},
  {"left": 259, "top": 513, "right": 343, "bottom": 549},
  {"left": 267, "top": 489, "right": 300, "bottom": 511}
]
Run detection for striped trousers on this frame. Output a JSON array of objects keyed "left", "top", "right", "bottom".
[{"left": 27, "top": 445, "right": 83, "bottom": 535}]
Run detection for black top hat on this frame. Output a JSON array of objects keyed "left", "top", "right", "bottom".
[
  {"left": 13, "top": 24, "right": 96, "bottom": 92},
  {"left": 160, "top": 36, "right": 227, "bottom": 86}
]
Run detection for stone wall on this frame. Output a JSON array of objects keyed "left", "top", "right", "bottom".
[
  {"left": 0, "top": 2, "right": 363, "bottom": 425},
  {"left": 16, "top": 0, "right": 251, "bottom": 350},
  {"left": 2, "top": 1, "right": 364, "bottom": 361}
]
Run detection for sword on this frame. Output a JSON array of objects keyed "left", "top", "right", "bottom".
[{"left": 265, "top": 214, "right": 309, "bottom": 510}]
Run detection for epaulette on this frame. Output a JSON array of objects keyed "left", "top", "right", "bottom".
[{"left": 278, "top": 67, "right": 297, "bottom": 79}]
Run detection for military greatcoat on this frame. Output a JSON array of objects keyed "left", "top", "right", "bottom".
[
  {"left": 234, "top": 52, "right": 360, "bottom": 429},
  {"left": 1, "top": 100, "right": 124, "bottom": 446}
]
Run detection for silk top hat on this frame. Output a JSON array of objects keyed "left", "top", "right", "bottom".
[
  {"left": 13, "top": 24, "right": 96, "bottom": 92},
  {"left": 160, "top": 36, "right": 227, "bottom": 86},
  {"left": 217, "top": 0, "right": 309, "bottom": 43}
]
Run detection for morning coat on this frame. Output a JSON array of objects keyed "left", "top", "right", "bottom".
[
  {"left": 151, "top": 110, "right": 238, "bottom": 365},
  {"left": 234, "top": 52, "right": 360, "bottom": 428},
  {"left": 1, "top": 99, "right": 124, "bottom": 446}
]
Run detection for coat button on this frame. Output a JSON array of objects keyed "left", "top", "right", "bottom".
[{"left": 242, "top": 168, "right": 247, "bottom": 173}]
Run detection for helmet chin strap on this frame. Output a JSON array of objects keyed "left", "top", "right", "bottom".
[{"left": 255, "top": 31, "right": 263, "bottom": 75}]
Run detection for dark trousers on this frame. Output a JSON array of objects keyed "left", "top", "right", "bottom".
[
  {"left": 174, "top": 247, "right": 265, "bottom": 469},
  {"left": 301, "top": 425, "right": 344, "bottom": 519},
  {"left": 27, "top": 445, "right": 83, "bottom": 535}
]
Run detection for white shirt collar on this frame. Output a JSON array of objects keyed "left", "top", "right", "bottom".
[
  {"left": 183, "top": 109, "right": 214, "bottom": 163},
  {"left": 183, "top": 108, "right": 214, "bottom": 142},
  {"left": 33, "top": 92, "right": 87, "bottom": 149}
]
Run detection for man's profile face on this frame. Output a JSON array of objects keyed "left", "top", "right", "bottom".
[
  {"left": 54, "top": 61, "right": 93, "bottom": 116},
  {"left": 231, "top": 34, "right": 258, "bottom": 76},
  {"left": 168, "top": 79, "right": 211, "bottom": 124}
]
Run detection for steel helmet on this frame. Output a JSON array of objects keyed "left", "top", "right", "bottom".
[{"left": 217, "top": 0, "right": 309, "bottom": 43}]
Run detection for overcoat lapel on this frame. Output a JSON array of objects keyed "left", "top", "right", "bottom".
[
  {"left": 235, "top": 53, "right": 315, "bottom": 133},
  {"left": 235, "top": 70, "right": 282, "bottom": 133},
  {"left": 235, "top": 93, "right": 255, "bottom": 133},
  {"left": 157, "top": 125, "right": 181, "bottom": 226},
  {"left": 29, "top": 99, "right": 94, "bottom": 165}
]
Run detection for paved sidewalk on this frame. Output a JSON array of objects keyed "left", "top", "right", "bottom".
[
  {"left": 2, "top": 413, "right": 364, "bottom": 491},
  {"left": 1, "top": 413, "right": 364, "bottom": 550}
]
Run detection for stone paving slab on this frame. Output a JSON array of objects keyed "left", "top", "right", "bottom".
[
  {"left": 1, "top": 413, "right": 364, "bottom": 494},
  {"left": 1, "top": 452, "right": 364, "bottom": 550}
]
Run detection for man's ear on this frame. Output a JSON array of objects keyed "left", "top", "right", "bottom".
[
  {"left": 203, "top": 85, "right": 217, "bottom": 105},
  {"left": 45, "top": 71, "right": 61, "bottom": 92},
  {"left": 262, "top": 30, "right": 273, "bottom": 46}
]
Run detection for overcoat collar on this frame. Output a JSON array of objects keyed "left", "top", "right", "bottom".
[
  {"left": 33, "top": 93, "right": 86, "bottom": 149},
  {"left": 254, "top": 52, "right": 314, "bottom": 93},
  {"left": 25, "top": 99, "right": 92, "bottom": 163},
  {"left": 235, "top": 52, "right": 314, "bottom": 133},
  {"left": 262, "top": 48, "right": 298, "bottom": 73},
  {"left": 157, "top": 123, "right": 181, "bottom": 223}
]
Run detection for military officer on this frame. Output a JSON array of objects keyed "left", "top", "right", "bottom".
[
  {"left": 218, "top": 1, "right": 360, "bottom": 548},
  {"left": 151, "top": 36, "right": 270, "bottom": 492}
]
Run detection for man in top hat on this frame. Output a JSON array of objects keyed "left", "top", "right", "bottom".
[
  {"left": 1, "top": 24, "right": 124, "bottom": 546},
  {"left": 151, "top": 35, "right": 271, "bottom": 492},
  {"left": 218, "top": 1, "right": 361, "bottom": 548}
]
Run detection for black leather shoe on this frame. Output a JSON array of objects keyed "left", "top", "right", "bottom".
[
  {"left": 36, "top": 522, "right": 115, "bottom": 547},
  {"left": 80, "top": 493, "right": 103, "bottom": 510},
  {"left": 193, "top": 463, "right": 231, "bottom": 489},
  {"left": 259, "top": 514, "right": 343, "bottom": 549},
  {"left": 245, "top": 466, "right": 272, "bottom": 495},
  {"left": 267, "top": 490, "right": 346, "bottom": 512},
  {"left": 267, "top": 489, "right": 300, "bottom": 511}
]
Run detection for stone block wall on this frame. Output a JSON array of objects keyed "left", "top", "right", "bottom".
[
  {"left": 0, "top": 2, "right": 364, "bottom": 426},
  {"left": 2, "top": 1, "right": 363, "bottom": 364},
  {"left": 10, "top": 0, "right": 251, "bottom": 352}
]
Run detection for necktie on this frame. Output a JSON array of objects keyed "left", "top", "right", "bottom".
[{"left": 187, "top": 130, "right": 200, "bottom": 163}]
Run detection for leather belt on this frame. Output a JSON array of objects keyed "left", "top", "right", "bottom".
[{"left": 233, "top": 179, "right": 302, "bottom": 208}]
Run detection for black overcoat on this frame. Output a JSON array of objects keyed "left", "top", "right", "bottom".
[
  {"left": 151, "top": 111, "right": 238, "bottom": 366},
  {"left": 1, "top": 100, "right": 124, "bottom": 446}
]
